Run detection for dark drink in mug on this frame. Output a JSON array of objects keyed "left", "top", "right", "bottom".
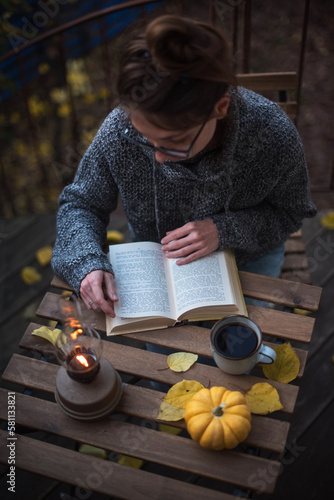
[
  {"left": 210, "top": 315, "right": 276, "bottom": 375},
  {"left": 214, "top": 323, "right": 258, "bottom": 359}
]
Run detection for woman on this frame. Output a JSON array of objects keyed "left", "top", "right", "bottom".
[{"left": 52, "top": 14, "right": 317, "bottom": 317}]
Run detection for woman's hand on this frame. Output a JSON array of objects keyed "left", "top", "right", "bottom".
[
  {"left": 80, "top": 270, "right": 118, "bottom": 317},
  {"left": 161, "top": 219, "right": 219, "bottom": 265}
]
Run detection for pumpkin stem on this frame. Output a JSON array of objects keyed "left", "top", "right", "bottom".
[{"left": 212, "top": 402, "right": 226, "bottom": 417}]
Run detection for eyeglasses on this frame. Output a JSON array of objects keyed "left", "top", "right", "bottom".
[{"left": 121, "top": 118, "right": 208, "bottom": 160}]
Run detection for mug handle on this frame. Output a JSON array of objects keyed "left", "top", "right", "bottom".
[{"left": 258, "top": 345, "right": 276, "bottom": 364}]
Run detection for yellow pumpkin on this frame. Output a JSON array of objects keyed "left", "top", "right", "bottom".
[{"left": 184, "top": 386, "right": 251, "bottom": 450}]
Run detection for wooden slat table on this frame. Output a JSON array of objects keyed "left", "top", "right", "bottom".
[{"left": 0, "top": 272, "right": 322, "bottom": 499}]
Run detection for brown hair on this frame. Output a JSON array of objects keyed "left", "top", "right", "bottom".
[{"left": 116, "top": 15, "right": 236, "bottom": 129}]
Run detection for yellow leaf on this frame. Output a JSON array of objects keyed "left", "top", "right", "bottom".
[
  {"left": 107, "top": 230, "right": 124, "bottom": 243},
  {"left": 28, "top": 95, "right": 49, "bottom": 118},
  {"left": 38, "top": 141, "right": 54, "bottom": 158},
  {"left": 66, "top": 59, "right": 91, "bottom": 96},
  {"left": 50, "top": 87, "right": 68, "bottom": 104},
  {"left": 35, "top": 245, "right": 53, "bottom": 266},
  {"left": 167, "top": 352, "right": 198, "bottom": 373},
  {"left": 158, "top": 423, "right": 182, "bottom": 435},
  {"left": 21, "top": 266, "right": 42, "bottom": 284},
  {"left": 31, "top": 326, "right": 63, "bottom": 347},
  {"left": 163, "top": 380, "right": 204, "bottom": 409},
  {"left": 262, "top": 343, "right": 300, "bottom": 383},
  {"left": 23, "top": 302, "right": 38, "bottom": 321},
  {"left": 320, "top": 211, "right": 334, "bottom": 230},
  {"left": 57, "top": 102, "right": 71, "bottom": 118},
  {"left": 117, "top": 455, "right": 143, "bottom": 469},
  {"left": 79, "top": 444, "right": 107, "bottom": 459},
  {"left": 245, "top": 382, "right": 283, "bottom": 415},
  {"left": 293, "top": 308, "right": 312, "bottom": 316},
  {"left": 157, "top": 401, "right": 185, "bottom": 421},
  {"left": 83, "top": 92, "right": 96, "bottom": 104}
]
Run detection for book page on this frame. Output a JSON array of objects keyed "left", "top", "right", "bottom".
[
  {"left": 109, "top": 242, "right": 175, "bottom": 319},
  {"left": 167, "top": 252, "right": 234, "bottom": 318}
]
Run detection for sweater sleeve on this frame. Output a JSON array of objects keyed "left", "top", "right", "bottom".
[
  {"left": 51, "top": 116, "right": 119, "bottom": 296},
  {"left": 210, "top": 117, "right": 317, "bottom": 256}
]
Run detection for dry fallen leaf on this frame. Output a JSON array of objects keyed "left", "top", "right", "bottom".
[
  {"left": 31, "top": 326, "right": 63, "bottom": 347},
  {"left": 79, "top": 445, "right": 107, "bottom": 459},
  {"left": 163, "top": 380, "right": 205, "bottom": 409},
  {"left": 107, "top": 230, "right": 124, "bottom": 243},
  {"left": 117, "top": 455, "right": 143, "bottom": 469},
  {"left": 21, "top": 266, "right": 42, "bottom": 285},
  {"left": 293, "top": 308, "right": 312, "bottom": 316},
  {"left": 48, "top": 320, "right": 58, "bottom": 328},
  {"left": 167, "top": 352, "right": 198, "bottom": 372},
  {"left": 157, "top": 379, "right": 204, "bottom": 422},
  {"left": 35, "top": 245, "right": 53, "bottom": 266},
  {"left": 320, "top": 211, "right": 334, "bottom": 230},
  {"left": 157, "top": 401, "right": 185, "bottom": 421},
  {"left": 262, "top": 343, "right": 300, "bottom": 383},
  {"left": 245, "top": 382, "right": 283, "bottom": 415},
  {"left": 158, "top": 423, "right": 182, "bottom": 435}
]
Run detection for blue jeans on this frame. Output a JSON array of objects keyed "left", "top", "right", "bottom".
[
  {"left": 238, "top": 244, "right": 285, "bottom": 279},
  {"left": 238, "top": 244, "right": 285, "bottom": 307}
]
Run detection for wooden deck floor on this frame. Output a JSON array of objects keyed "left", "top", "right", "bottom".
[{"left": 0, "top": 210, "right": 333, "bottom": 499}]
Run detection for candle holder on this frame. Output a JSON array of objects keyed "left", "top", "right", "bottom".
[{"left": 54, "top": 294, "right": 123, "bottom": 421}]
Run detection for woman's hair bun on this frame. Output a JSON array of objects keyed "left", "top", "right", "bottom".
[
  {"left": 116, "top": 14, "right": 236, "bottom": 125},
  {"left": 145, "top": 15, "right": 222, "bottom": 77}
]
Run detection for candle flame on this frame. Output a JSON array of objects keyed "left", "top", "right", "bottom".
[
  {"left": 69, "top": 318, "right": 81, "bottom": 328},
  {"left": 75, "top": 355, "right": 89, "bottom": 367},
  {"left": 70, "top": 328, "right": 83, "bottom": 340}
]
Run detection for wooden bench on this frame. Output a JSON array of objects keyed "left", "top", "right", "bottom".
[
  {"left": 281, "top": 229, "right": 312, "bottom": 284},
  {"left": 237, "top": 71, "right": 297, "bottom": 121}
]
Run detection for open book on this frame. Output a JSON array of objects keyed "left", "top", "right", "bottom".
[{"left": 106, "top": 241, "right": 247, "bottom": 335}]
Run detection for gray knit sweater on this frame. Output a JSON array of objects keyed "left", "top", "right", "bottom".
[{"left": 51, "top": 87, "right": 317, "bottom": 295}]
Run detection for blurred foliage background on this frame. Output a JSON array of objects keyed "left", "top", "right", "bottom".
[{"left": 0, "top": 0, "right": 333, "bottom": 218}]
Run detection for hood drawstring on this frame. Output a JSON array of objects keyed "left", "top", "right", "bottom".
[{"left": 153, "top": 157, "right": 162, "bottom": 241}]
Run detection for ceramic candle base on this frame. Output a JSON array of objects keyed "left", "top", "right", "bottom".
[{"left": 55, "top": 358, "right": 123, "bottom": 421}]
